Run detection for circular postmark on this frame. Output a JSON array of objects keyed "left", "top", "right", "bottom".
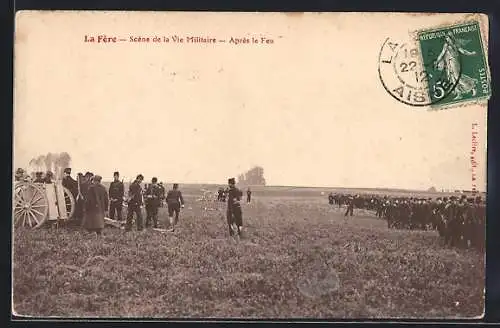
[{"left": 378, "top": 36, "right": 461, "bottom": 107}]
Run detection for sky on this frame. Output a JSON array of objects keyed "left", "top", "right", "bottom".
[{"left": 13, "top": 12, "right": 488, "bottom": 191}]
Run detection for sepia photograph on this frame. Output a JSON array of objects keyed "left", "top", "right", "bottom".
[{"left": 12, "top": 11, "right": 488, "bottom": 319}]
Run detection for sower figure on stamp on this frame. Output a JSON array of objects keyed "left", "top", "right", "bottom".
[
  {"left": 109, "top": 171, "right": 124, "bottom": 221},
  {"left": 83, "top": 175, "right": 108, "bottom": 235},
  {"left": 166, "top": 183, "right": 184, "bottom": 232},
  {"left": 227, "top": 177, "right": 243, "bottom": 236},
  {"left": 145, "top": 177, "right": 162, "bottom": 228},
  {"left": 125, "top": 174, "right": 144, "bottom": 232}
]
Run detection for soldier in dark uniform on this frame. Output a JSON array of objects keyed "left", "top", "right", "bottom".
[
  {"left": 247, "top": 187, "right": 252, "bottom": 203},
  {"left": 44, "top": 171, "right": 54, "bottom": 184},
  {"left": 344, "top": 196, "right": 354, "bottom": 217},
  {"left": 166, "top": 183, "right": 185, "bottom": 232},
  {"left": 62, "top": 168, "right": 78, "bottom": 199},
  {"left": 226, "top": 178, "right": 243, "bottom": 236},
  {"left": 328, "top": 192, "right": 334, "bottom": 205},
  {"left": 145, "top": 177, "right": 162, "bottom": 228},
  {"left": 158, "top": 182, "right": 166, "bottom": 206},
  {"left": 33, "top": 172, "right": 44, "bottom": 183},
  {"left": 217, "top": 188, "right": 224, "bottom": 202},
  {"left": 125, "top": 174, "right": 144, "bottom": 231},
  {"left": 108, "top": 171, "right": 124, "bottom": 221},
  {"left": 472, "top": 196, "right": 485, "bottom": 252}
]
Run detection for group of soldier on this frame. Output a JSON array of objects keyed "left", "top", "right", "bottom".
[
  {"left": 58, "top": 169, "right": 186, "bottom": 233},
  {"left": 16, "top": 167, "right": 246, "bottom": 237},
  {"left": 218, "top": 186, "right": 252, "bottom": 204},
  {"left": 328, "top": 192, "right": 486, "bottom": 252}
]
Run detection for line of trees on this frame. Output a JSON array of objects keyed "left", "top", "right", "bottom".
[
  {"left": 28, "top": 152, "right": 72, "bottom": 180},
  {"left": 237, "top": 166, "right": 266, "bottom": 186}
]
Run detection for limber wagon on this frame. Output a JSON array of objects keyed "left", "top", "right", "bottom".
[{"left": 13, "top": 181, "right": 75, "bottom": 228}]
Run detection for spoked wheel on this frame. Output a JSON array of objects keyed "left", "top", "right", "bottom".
[
  {"left": 13, "top": 182, "right": 49, "bottom": 228},
  {"left": 62, "top": 186, "right": 75, "bottom": 219}
]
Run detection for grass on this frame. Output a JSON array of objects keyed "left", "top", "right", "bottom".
[{"left": 12, "top": 192, "right": 484, "bottom": 319}]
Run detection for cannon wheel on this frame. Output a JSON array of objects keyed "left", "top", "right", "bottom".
[
  {"left": 61, "top": 186, "right": 76, "bottom": 219},
  {"left": 13, "top": 182, "right": 49, "bottom": 228}
]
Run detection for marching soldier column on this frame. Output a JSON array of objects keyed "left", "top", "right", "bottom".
[{"left": 327, "top": 192, "right": 485, "bottom": 252}]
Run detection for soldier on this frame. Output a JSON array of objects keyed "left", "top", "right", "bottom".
[
  {"left": 247, "top": 187, "right": 252, "bottom": 203},
  {"left": 62, "top": 168, "right": 78, "bottom": 200},
  {"left": 125, "top": 174, "right": 144, "bottom": 232},
  {"left": 145, "top": 177, "right": 162, "bottom": 228},
  {"left": 472, "top": 196, "right": 485, "bottom": 252},
  {"left": 166, "top": 183, "right": 185, "bottom": 232},
  {"left": 218, "top": 188, "right": 224, "bottom": 202},
  {"left": 226, "top": 178, "right": 243, "bottom": 236},
  {"left": 158, "top": 182, "right": 166, "bottom": 206},
  {"left": 44, "top": 171, "right": 54, "bottom": 184},
  {"left": 344, "top": 195, "right": 354, "bottom": 217},
  {"left": 15, "top": 168, "right": 25, "bottom": 182},
  {"left": 33, "top": 172, "right": 44, "bottom": 183},
  {"left": 328, "top": 192, "right": 334, "bottom": 205},
  {"left": 83, "top": 175, "right": 108, "bottom": 235},
  {"left": 108, "top": 171, "right": 124, "bottom": 221}
]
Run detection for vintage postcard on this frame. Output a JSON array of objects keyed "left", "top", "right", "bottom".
[{"left": 12, "top": 11, "right": 488, "bottom": 319}]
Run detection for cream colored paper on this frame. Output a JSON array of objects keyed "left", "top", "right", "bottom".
[{"left": 12, "top": 11, "right": 487, "bottom": 319}]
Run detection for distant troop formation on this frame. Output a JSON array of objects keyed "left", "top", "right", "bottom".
[
  {"left": 328, "top": 192, "right": 485, "bottom": 252},
  {"left": 15, "top": 167, "right": 246, "bottom": 237}
]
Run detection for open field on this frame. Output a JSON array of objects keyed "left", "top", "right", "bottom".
[{"left": 12, "top": 189, "right": 484, "bottom": 319}]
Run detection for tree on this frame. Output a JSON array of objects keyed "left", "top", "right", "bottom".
[
  {"left": 238, "top": 166, "right": 266, "bottom": 186},
  {"left": 55, "top": 152, "right": 72, "bottom": 179},
  {"left": 44, "top": 152, "right": 54, "bottom": 173}
]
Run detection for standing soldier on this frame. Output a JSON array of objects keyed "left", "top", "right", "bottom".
[
  {"left": 158, "top": 182, "right": 166, "bottom": 206},
  {"left": 109, "top": 171, "right": 124, "bottom": 221},
  {"left": 83, "top": 175, "right": 109, "bottom": 235},
  {"left": 125, "top": 174, "right": 144, "bottom": 232},
  {"left": 227, "top": 178, "right": 243, "bottom": 236},
  {"left": 247, "top": 187, "right": 252, "bottom": 203},
  {"left": 166, "top": 183, "right": 185, "bottom": 232},
  {"left": 344, "top": 195, "right": 354, "bottom": 217},
  {"left": 145, "top": 177, "right": 162, "bottom": 228},
  {"left": 328, "top": 192, "right": 334, "bottom": 205},
  {"left": 44, "top": 171, "right": 54, "bottom": 184},
  {"left": 62, "top": 168, "right": 78, "bottom": 200},
  {"left": 33, "top": 172, "right": 44, "bottom": 183}
]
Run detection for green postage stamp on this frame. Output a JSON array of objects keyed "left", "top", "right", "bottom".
[{"left": 417, "top": 21, "right": 491, "bottom": 107}]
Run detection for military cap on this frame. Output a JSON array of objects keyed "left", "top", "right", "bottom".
[
  {"left": 16, "top": 168, "right": 24, "bottom": 174},
  {"left": 113, "top": 171, "right": 120, "bottom": 176},
  {"left": 93, "top": 175, "right": 102, "bottom": 183},
  {"left": 84, "top": 172, "right": 92, "bottom": 177},
  {"left": 136, "top": 174, "right": 144, "bottom": 180},
  {"left": 64, "top": 168, "right": 71, "bottom": 174},
  {"left": 35, "top": 171, "right": 43, "bottom": 176},
  {"left": 228, "top": 178, "right": 236, "bottom": 184},
  {"left": 152, "top": 177, "right": 158, "bottom": 183},
  {"left": 173, "top": 183, "right": 179, "bottom": 188}
]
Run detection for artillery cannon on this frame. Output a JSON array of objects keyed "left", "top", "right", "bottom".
[{"left": 13, "top": 180, "right": 76, "bottom": 228}]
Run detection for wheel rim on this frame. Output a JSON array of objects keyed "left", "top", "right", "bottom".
[
  {"left": 62, "top": 186, "right": 75, "bottom": 219},
  {"left": 13, "top": 183, "right": 48, "bottom": 228}
]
